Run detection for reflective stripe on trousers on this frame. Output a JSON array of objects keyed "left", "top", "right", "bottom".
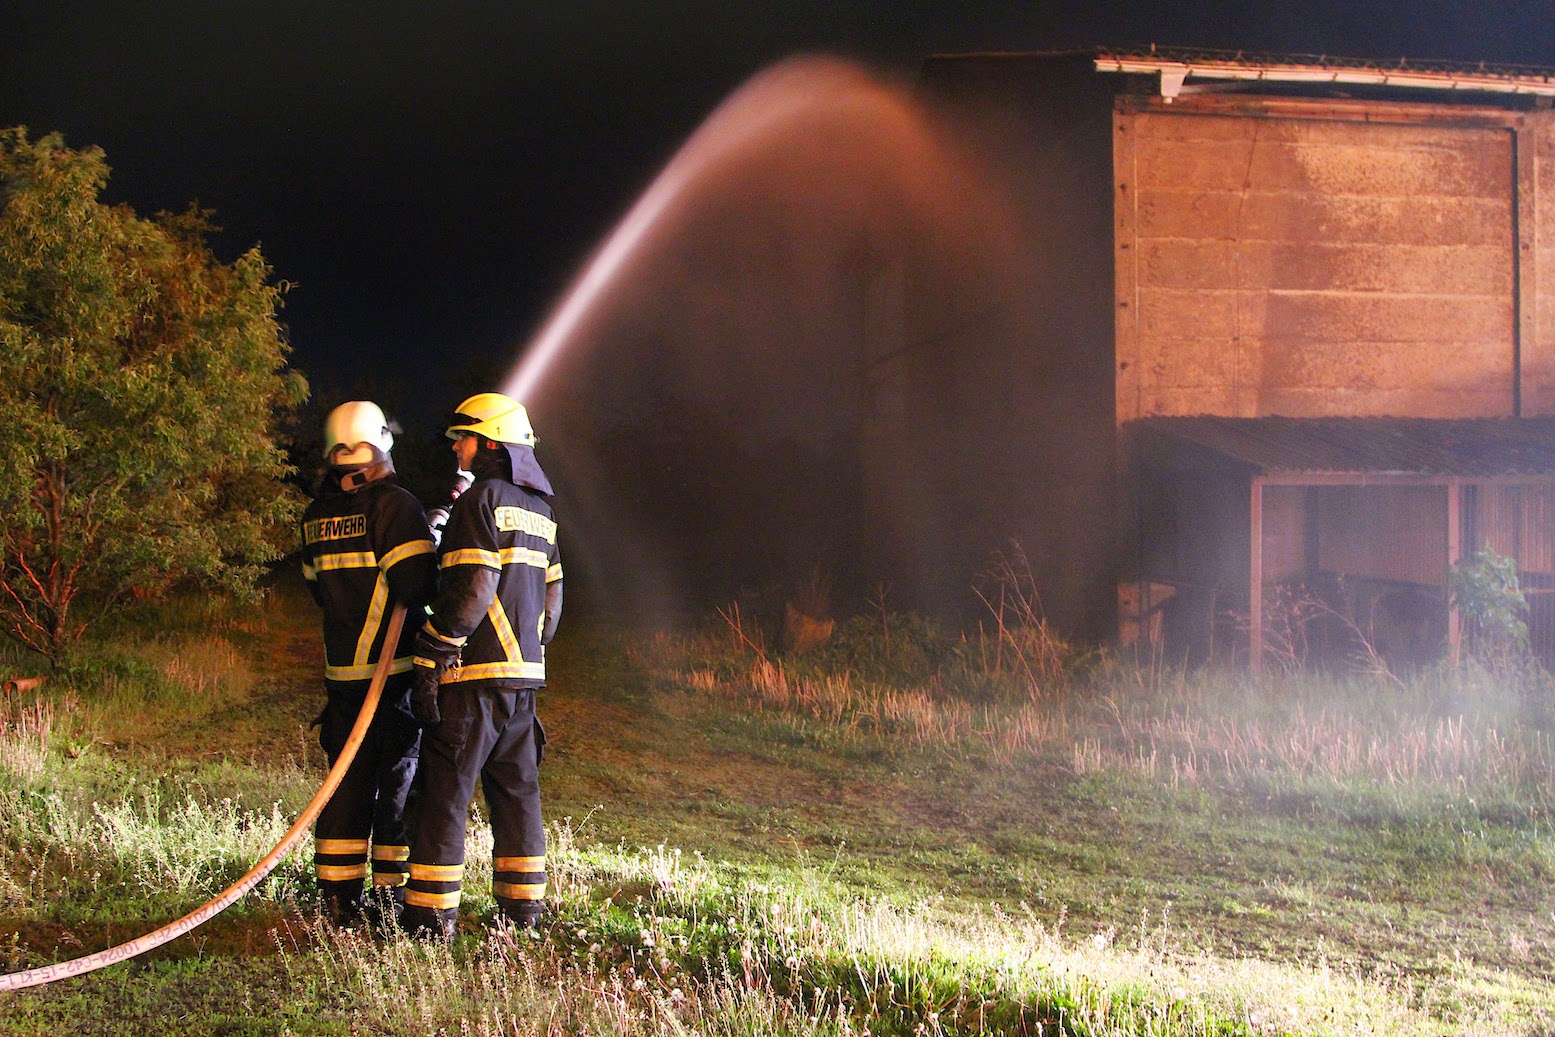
[
  {"left": 314, "top": 671, "right": 421, "bottom": 889},
  {"left": 406, "top": 685, "right": 546, "bottom": 911}
]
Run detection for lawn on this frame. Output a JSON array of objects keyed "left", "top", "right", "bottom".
[{"left": 1, "top": 577, "right": 1553, "bottom": 1035}]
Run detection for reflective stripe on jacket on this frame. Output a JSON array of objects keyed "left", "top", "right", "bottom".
[
  {"left": 425, "top": 478, "right": 561, "bottom": 687},
  {"left": 301, "top": 475, "right": 438, "bottom": 684}
]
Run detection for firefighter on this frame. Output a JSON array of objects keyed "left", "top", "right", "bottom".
[
  {"left": 300, "top": 401, "right": 438, "bottom": 927},
  {"left": 401, "top": 392, "right": 562, "bottom": 940}
]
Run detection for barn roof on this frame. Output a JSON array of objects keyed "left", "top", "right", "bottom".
[
  {"left": 1126, "top": 416, "right": 1555, "bottom": 478},
  {"left": 1092, "top": 46, "right": 1555, "bottom": 99}
]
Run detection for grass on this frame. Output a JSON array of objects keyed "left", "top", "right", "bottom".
[{"left": 0, "top": 578, "right": 1553, "bottom": 1033}]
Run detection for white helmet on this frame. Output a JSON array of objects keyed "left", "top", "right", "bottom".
[{"left": 323, "top": 401, "right": 394, "bottom": 464}]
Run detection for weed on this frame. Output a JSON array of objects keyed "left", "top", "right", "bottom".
[
  {"left": 0, "top": 689, "right": 55, "bottom": 781},
  {"left": 971, "top": 542, "right": 1076, "bottom": 697}
]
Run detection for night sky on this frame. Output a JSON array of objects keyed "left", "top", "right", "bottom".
[
  {"left": 7, "top": 2, "right": 1553, "bottom": 399},
  {"left": 7, "top": 2, "right": 1555, "bottom": 617}
]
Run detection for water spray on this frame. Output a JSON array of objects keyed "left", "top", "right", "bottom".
[
  {"left": 497, "top": 55, "right": 1025, "bottom": 618},
  {"left": 0, "top": 604, "right": 408, "bottom": 992},
  {"left": 503, "top": 57, "right": 945, "bottom": 403}
]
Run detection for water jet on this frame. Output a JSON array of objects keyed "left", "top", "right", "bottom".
[{"left": 501, "top": 55, "right": 1038, "bottom": 624}]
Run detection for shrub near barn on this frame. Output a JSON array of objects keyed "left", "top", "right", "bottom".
[{"left": 0, "top": 128, "right": 307, "bottom": 662}]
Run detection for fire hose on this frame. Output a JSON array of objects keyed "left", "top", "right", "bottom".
[{"left": 0, "top": 603, "right": 408, "bottom": 992}]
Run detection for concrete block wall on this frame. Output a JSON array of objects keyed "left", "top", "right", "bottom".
[{"left": 1116, "top": 97, "right": 1522, "bottom": 422}]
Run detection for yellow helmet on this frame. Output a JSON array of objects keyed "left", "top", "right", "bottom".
[
  {"left": 445, "top": 392, "right": 537, "bottom": 447},
  {"left": 323, "top": 401, "right": 394, "bottom": 463}
]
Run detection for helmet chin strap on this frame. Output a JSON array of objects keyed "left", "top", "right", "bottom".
[{"left": 339, "top": 457, "right": 393, "bottom": 492}]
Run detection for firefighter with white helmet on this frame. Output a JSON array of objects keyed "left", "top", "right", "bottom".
[
  {"left": 300, "top": 401, "right": 438, "bottom": 927},
  {"left": 401, "top": 392, "right": 562, "bottom": 939}
]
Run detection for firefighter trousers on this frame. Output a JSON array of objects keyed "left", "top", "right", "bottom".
[
  {"left": 406, "top": 684, "right": 547, "bottom": 917},
  {"left": 313, "top": 673, "right": 422, "bottom": 900}
]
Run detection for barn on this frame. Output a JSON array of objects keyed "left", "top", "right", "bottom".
[{"left": 865, "top": 48, "right": 1555, "bottom": 668}]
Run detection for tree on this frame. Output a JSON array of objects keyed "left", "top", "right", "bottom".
[{"left": 0, "top": 128, "right": 308, "bottom": 662}]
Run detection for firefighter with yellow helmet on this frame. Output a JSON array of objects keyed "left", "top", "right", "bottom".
[
  {"left": 401, "top": 392, "right": 562, "bottom": 939},
  {"left": 300, "top": 401, "right": 438, "bottom": 927}
]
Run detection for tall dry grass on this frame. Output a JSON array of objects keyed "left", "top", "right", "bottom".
[
  {"left": 657, "top": 613, "right": 1555, "bottom": 802},
  {"left": 0, "top": 690, "right": 55, "bottom": 781}
]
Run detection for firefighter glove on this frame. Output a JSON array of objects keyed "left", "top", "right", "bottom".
[
  {"left": 410, "top": 665, "right": 441, "bottom": 726},
  {"left": 410, "top": 628, "right": 460, "bottom": 726}
]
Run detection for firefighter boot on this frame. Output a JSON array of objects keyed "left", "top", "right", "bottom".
[
  {"left": 399, "top": 903, "right": 457, "bottom": 942},
  {"left": 319, "top": 880, "right": 365, "bottom": 929},
  {"left": 499, "top": 898, "right": 546, "bottom": 930}
]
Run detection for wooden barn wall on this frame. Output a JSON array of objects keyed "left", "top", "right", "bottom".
[
  {"left": 1116, "top": 102, "right": 1520, "bottom": 421},
  {"left": 1472, "top": 484, "right": 1555, "bottom": 576},
  {"left": 1261, "top": 485, "right": 1449, "bottom": 588},
  {"left": 1316, "top": 485, "right": 1448, "bottom": 585},
  {"left": 1260, "top": 484, "right": 1306, "bottom": 586}
]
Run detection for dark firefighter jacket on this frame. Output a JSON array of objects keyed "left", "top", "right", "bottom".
[
  {"left": 421, "top": 443, "right": 562, "bottom": 688},
  {"left": 301, "top": 469, "right": 439, "bottom": 684}
]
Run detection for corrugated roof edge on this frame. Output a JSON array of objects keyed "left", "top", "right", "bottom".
[
  {"left": 1125, "top": 416, "right": 1555, "bottom": 478},
  {"left": 1094, "top": 45, "right": 1555, "bottom": 81},
  {"left": 923, "top": 47, "right": 1555, "bottom": 98}
]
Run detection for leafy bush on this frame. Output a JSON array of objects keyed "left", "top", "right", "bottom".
[
  {"left": 0, "top": 128, "right": 307, "bottom": 662},
  {"left": 1449, "top": 547, "right": 1531, "bottom": 665}
]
